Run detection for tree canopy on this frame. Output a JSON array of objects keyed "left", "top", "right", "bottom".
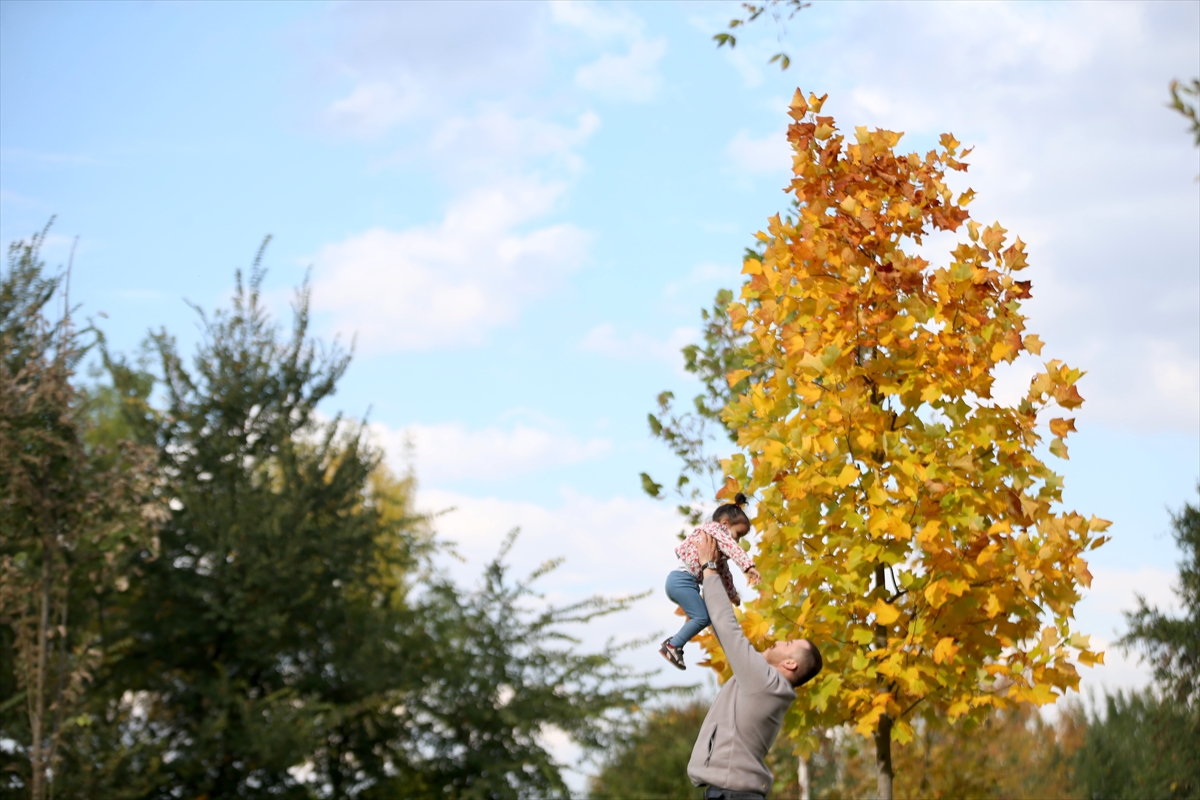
[{"left": 1, "top": 231, "right": 652, "bottom": 799}]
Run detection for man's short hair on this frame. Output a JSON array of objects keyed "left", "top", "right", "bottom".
[{"left": 794, "top": 640, "right": 823, "bottom": 687}]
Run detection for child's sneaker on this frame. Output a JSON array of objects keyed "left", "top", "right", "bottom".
[{"left": 659, "top": 640, "right": 686, "bottom": 670}]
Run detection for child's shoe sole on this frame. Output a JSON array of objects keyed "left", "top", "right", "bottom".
[{"left": 659, "top": 641, "right": 686, "bottom": 670}]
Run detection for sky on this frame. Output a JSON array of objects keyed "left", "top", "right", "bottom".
[{"left": 2, "top": 0, "right": 1198, "bottom": 789}]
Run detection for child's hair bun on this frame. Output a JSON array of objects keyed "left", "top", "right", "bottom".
[{"left": 734, "top": 492, "right": 748, "bottom": 507}]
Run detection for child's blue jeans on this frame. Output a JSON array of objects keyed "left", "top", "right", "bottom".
[{"left": 666, "top": 569, "right": 711, "bottom": 649}]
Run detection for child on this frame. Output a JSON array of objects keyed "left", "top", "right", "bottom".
[{"left": 660, "top": 493, "right": 761, "bottom": 670}]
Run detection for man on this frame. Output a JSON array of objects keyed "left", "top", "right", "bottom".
[{"left": 687, "top": 533, "right": 823, "bottom": 800}]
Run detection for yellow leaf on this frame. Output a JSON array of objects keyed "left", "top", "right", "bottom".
[
  {"left": 873, "top": 598, "right": 900, "bottom": 625},
  {"left": 933, "top": 636, "right": 959, "bottom": 664},
  {"left": 976, "top": 544, "right": 999, "bottom": 565},
  {"left": 836, "top": 464, "right": 860, "bottom": 488},
  {"left": 1072, "top": 558, "right": 1093, "bottom": 588},
  {"left": 773, "top": 573, "right": 790, "bottom": 593},
  {"left": 984, "top": 593, "right": 1002, "bottom": 618},
  {"left": 726, "top": 369, "right": 751, "bottom": 386},
  {"left": 1023, "top": 334, "right": 1044, "bottom": 355},
  {"left": 921, "top": 383, "right": 941, "bottom": 403},
  {"left": 924, "top": 580, "right": 948, "bottom": 609},
  {"left": 1029, "top": 684, "right": 1056, "bottom": 706},
  {"left": 990, "top": 341, "right": 1013, "bottom": 362},
  {"left": 799, "top": 352, "right": 826, "bottom": 373}
]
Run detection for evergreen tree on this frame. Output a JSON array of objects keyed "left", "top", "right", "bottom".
[
  {"left": 49, "top": 243, "right": 650, "bottom": 798},
  {"left": 1073, "top": 491, "right": 1200, "bottom": 800}
]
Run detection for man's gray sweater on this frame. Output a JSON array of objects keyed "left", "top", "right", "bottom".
[{"left": 687, "top": 572, "right": 796, "bottom": 795}]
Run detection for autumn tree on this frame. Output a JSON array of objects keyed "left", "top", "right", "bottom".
[
  {"left": 0, "top": 225, "right": 160, "bottom": 799},
  {"left": 690, "top": 91, "right": 1107, "bottom": 799}
]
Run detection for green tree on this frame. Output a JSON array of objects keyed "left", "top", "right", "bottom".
[
  {"left": 589, "top": 700, "right": 708, "bottom": 800},
  {"left": 48, "top": 244, "right": 650, "bottom": 798},
  {"left": 1073, "top": 689, "right": 1197, "bottom": 800},
  {"left": 1122, "top": 492, "right": 1200, "bottom": 705},
  {"left": 1071, "top": 492, "right": 1200, "bottom": 800},
  {"left": 0, "top": 224, "right": 160, "bottom": 799}
]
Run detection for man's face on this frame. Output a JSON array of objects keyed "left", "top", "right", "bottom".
[{"left": 764, "top": 638, "right": 808, "bottom": 666}]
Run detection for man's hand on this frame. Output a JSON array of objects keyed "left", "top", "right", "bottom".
[{"left": 696, "top": 532, "right": 720, "bottom": 565}]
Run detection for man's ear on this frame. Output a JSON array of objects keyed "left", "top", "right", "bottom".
[{"left": 781, "top": 658, "right": 798, "bottom": 673}]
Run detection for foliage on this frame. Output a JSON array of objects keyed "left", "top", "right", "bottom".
[
  {"left": 1121, "top": 491, "right": 1200, "bottom": 705},
  {"left": 695, "top": 91, "right": 1107, "bottom": 796},
  {"left": 815, "top": 703, "right": 1081, "bottom": 800},
  {"left": 1074, "top": 689, "right": 1199, "bottom": 800},
  {"left": 589, "top": 699, "right": 708, "bottom": 800},
  {"left": 392, "top": 529, "right": 654, "bottom": 799},
  {"left": 1071, "top": 491, "right": 1200, "bottom": 800},
  {"left": 1168, "top": 78, "right": 1200, "bottom": 148},
  {"left": 713, "top": 1, "right": 809, "bottom": 71},
  {"left": 0, "top": 225, "right": 160, "bottom": 798},
  {"left": 591, "top": 698, "right": 1080, "bottom": 800},
  {"left": 32, "top": 246, "right": 651, "bottom": 798}
]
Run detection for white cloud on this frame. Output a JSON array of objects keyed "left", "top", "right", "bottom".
[
  {"left": 370, "top": 419, "right": 611, "bottom": 485},
  {"left": 726, "top": 128, "right": 792, "bottom": 175},
  {"left": 427, "top": 109, "right": 600, "bottom": 177},
  {"left": 323, "top": 79, "right": 422, "bottom": 139},
  {"left": 553, "top": 1, "right": 666, "bottom": 103},
  {"left": 580, "top": 323, "right": 697, "bottom": 364},
  {"left": 575, "top": 38, "right": 666, "bottom": 103},
  {"left": 311, "top": 179, "right": 590, "bottom": 352},
  {"left": 1084, "top": 565, "right": 1181, "bottom": 619},
  {"left": 550, "top": 0, "right": 642, "bottom": 41}
]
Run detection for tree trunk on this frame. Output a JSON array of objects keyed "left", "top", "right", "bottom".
[
  {"left": 874, "top": 711, "right": 894, "bottom": 800},
  {"left": 873, "top": 563, "right": 893, "bottom": 800},
  {"left": 798, "top": 753, "right": 811, "bottom": 800},
  {"left": 30, "top": 545, "right": 50, "bottom": 800}
]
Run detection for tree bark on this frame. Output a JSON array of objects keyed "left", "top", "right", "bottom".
[
  {"left": 874, "top": 711, "right": 894, "bottom": 800},
  {"left": 798, "top": 753, "right": 811, "bottom": 800},
  {"left": 874, "top": 564, "right": 894, "bottom": 800},
  {"left": 30, "top": 543, "right": 50, "bottom": 800}
]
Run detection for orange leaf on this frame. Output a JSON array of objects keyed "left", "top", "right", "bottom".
[{"left": 1049, "top": 418, "right": 1076, "bottom": 438}]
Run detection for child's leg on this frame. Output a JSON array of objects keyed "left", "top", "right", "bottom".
[{"left": 665, "top": 570, "right": 711, "bottom": 648}]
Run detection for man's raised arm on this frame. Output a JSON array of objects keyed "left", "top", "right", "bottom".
[{"left": 697, "top": 534, "right": 778, "bottom": 693}]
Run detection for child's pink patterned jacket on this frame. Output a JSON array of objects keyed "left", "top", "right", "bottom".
[{"left": 674, "top": 520, "right": 757, "bottom": 605}]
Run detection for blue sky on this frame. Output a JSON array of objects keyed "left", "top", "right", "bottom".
[{"left": 3, "top": 0, "right": 1198, "bottom": 784}]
